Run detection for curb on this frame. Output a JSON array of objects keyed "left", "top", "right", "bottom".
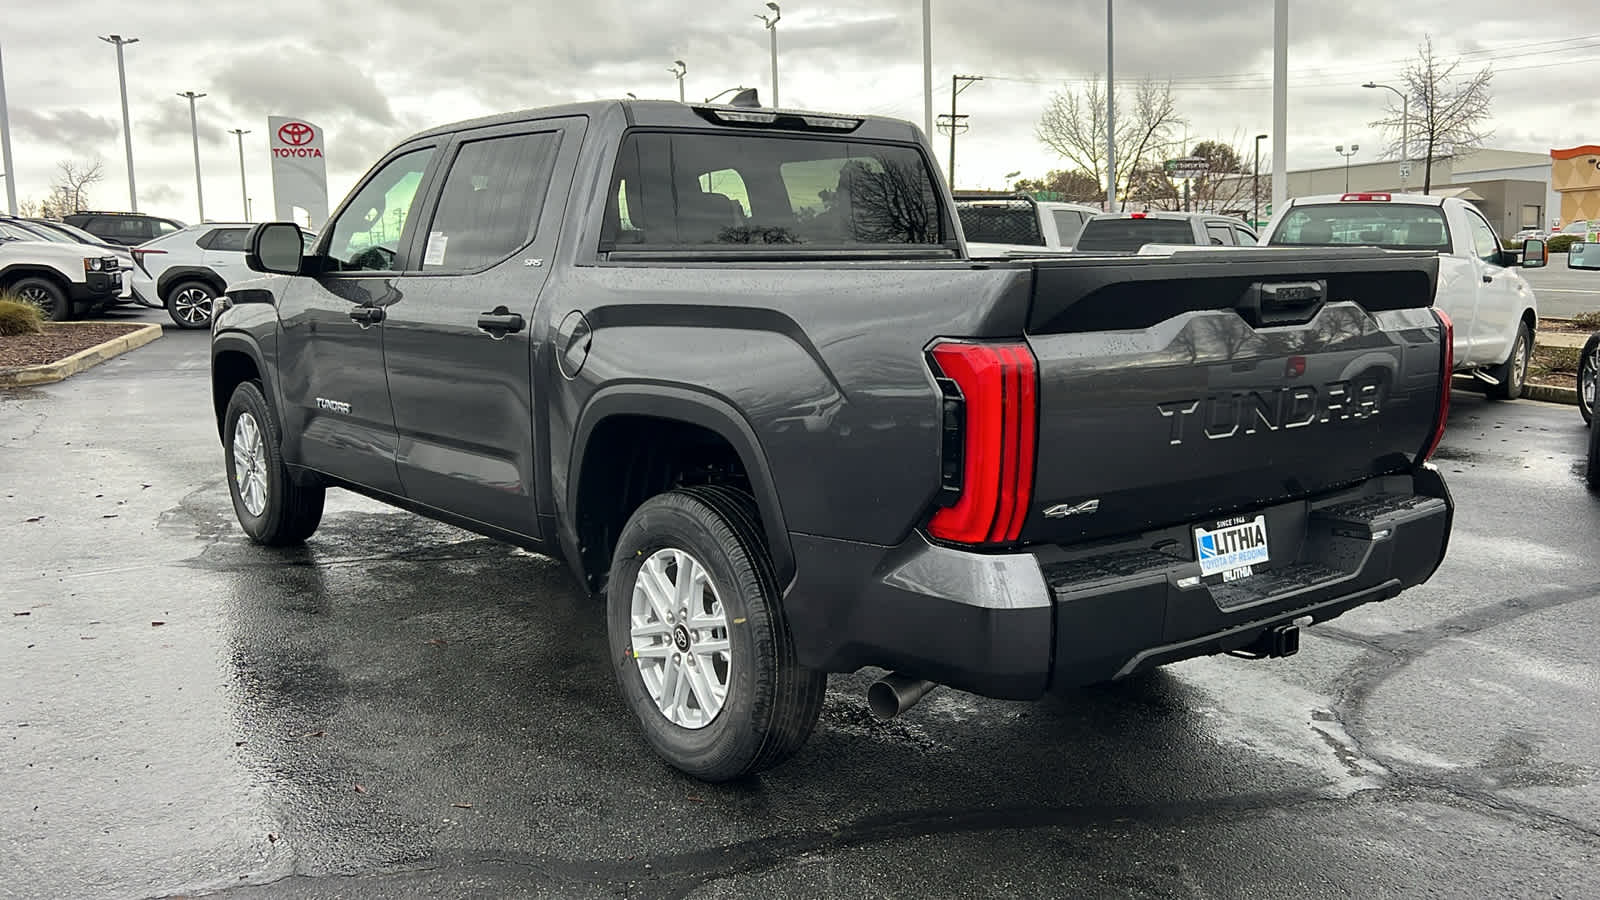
[
  {"left": 0, "top": 322, "right": 164, "bottom": 388},
  {"left": 1526, "top": 383, "right": 1578, "bottom": 405}
]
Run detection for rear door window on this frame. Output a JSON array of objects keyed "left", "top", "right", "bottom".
[
  {"left": 422, "top": 130, "right": 562, "bottom": 271},
  {"left": 1205, "top": 224, "right": 1235, "bottom": 245},
  {"left": 602, "top": 131, "right": 949, "bottom": 251}
]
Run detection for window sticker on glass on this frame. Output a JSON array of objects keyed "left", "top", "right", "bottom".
[{"left": 424, "top": 232, "right": 448, "bottom": 266}]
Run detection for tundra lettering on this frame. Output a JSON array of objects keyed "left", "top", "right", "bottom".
[{"left": 1159, "top": 381, "right": 1381, "bottom": 446}]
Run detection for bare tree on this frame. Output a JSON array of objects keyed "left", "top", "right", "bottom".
[
  {"left": 1035, "top": 76, "right": 1185, "bottom": 208},
  {"left": 37, "top": 159, "right": 106, "bottom": 217},
  {"left": 1186, "top": 138, "right": 1258, "bottom": 215},
  {"left": 1368, "top": 35, "right": 1494, "bottom": 194}
]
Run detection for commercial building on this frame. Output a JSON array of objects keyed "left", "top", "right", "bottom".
[
  {"left": 1274, "top": 148, "right": 1557, "bottom": 236},
  {"left": 1551, "top": 145, "right": 1600, "bottom": 228}
]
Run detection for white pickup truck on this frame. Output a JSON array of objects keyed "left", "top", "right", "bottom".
[{"left": 1264, "top": 192, "right": 1544, "bottom": 399}]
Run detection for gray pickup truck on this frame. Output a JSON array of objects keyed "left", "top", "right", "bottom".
[{"left": 211, "top": 98, "right": 1455, "bottom": 781}]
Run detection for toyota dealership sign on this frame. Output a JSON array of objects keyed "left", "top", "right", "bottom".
[{"left": 268, "top": 115, "right": 329, "bottom": 227}]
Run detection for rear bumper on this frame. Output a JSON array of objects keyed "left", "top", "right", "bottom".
[{"left": 783, "top": 467, "right": 1452, "bottom": 700}]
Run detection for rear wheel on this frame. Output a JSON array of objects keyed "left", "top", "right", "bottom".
[
  {"left": 223, "top": 381, "right": 325, "bottom": 545},
  {"left": 11, "top": 276, "right": 72, "bottom": 321},
  {"left": 1487, "top": 322, "right": 1531, "bottom": 401},
  {"left": 1588, "top": 412, "right": 1600, "bottom": 493},
  {"left": 1578, "top": 334, "right": 1600, "bottom": 426},
  {"left": 606, "top": 486, "right": 826, "bottom": 782},
  {"left": 166, "top": 279, "right": 218, "bottom": 329}
]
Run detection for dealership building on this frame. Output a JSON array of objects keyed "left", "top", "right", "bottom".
[{"left": 1268, "top": 148, "right": 1560, "bottom": 236}]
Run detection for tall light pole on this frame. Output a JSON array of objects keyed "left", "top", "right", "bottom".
[
  {"left": 0, "top": 42, "right": 17, "bottom": 215},
  {"left": 1253, "top": 133, "right": 1268, "bottom": 226},
  {"left": 100, "top": 34, "right": 140, "bottom": 211},
  {"left": 1105, "top": 0, "right": 1115, "bottom": 211},
  {"left": 178, "top": 91, "right": 206, "bottom": 221},
  {"left": 757, "top": 3, "right": 781, "bottom": 108},
  {"left": 1362, "top": 81, "right": 1408, "bottom": 191},
  {"left": 1336, "top": 143, "right": 1359, "bottom": 192},
  {"left": 1271, "top": 0, "right": 1287, "bottom": 213},
  {"left": 228, "top": 128, "right": 250, "bottom": 221},
  {"left": 669, "top": 60, "right": 686, "bottom": 102},
  {"left": 922, "top": 0, "right": 933, "bottom": 139}
]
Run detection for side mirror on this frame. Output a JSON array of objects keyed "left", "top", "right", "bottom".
[
  {"left": 1571, "top": 242, "right": 1600, "bottom": 271},
  {"left": 245, "top": 222, "right": 306, "bottom": 275},
  {"left": 1521, "top": 238, "right": 1547, "bottom": 268}
]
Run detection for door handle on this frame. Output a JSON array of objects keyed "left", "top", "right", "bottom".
[
  {"left": 348, "top": 306, "right": 385, "bottom": 324},
  {"left": 1482, "top": 274, "right": 1494, "bottom": 283},
  {"left": 477, "top": 310, "right": 526, "bottom": 336}
]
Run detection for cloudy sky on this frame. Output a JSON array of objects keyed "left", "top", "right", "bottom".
[{"left": 2, "top": 0, "right": 1596, "bottom": 224}]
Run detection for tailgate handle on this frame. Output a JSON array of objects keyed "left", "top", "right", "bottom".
[{"left": 1239, "top": 280, "right": 1325, "bottom": 327}]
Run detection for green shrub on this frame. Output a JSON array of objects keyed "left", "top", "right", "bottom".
[
  {"left": 0, "top": 295, "right": 45, "bottom": 337},
  {"left": 1548, "top": 234, "right": 1578, "bottom": 254}
]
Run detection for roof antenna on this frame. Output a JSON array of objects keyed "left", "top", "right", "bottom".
[{"left": 729, "top": 88, "right": 761, "bottom": 108}]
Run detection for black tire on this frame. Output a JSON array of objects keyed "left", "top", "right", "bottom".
[
  {"left": 1487, "top": 321, "right": 1531, "bottom": 401},
  {"left": 1588, "top": 412, "right": 1600, "bottom": 494},
  {"left": 606, "top": 486, "right": 826, "bottom": 782},
  {"left": 222, "top": 381, "right": 325, "bottom": 545},
  {"left": 1578, "top": 334, "right": 1600, "bottom": 426},
  {"left": 166, "top": 279, "right": 219, "bottom": 329},
  {"left": 11, "top": 276, "right": 72, "bottom": 321}
]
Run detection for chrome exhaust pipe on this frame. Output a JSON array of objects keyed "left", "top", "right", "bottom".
[{"left": 867, "top": 673, "right": 937, "bottom": 720}]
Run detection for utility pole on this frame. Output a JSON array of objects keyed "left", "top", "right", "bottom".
[
  {"left": 178, "top": 91, "right": 206, "bottom": 221},
  {"left": 921, "top": 0, "right": 933, "bottom": 139},
  {"left": 669, "top": 60, "right": 686, "bottom": 102},
  {"left": 937, "top": 74, "right": 981, "bottom": 188},
  {"left": 100, "top": 34, "right": 140, "bottom": 211},
  {"left": 757, "top": 3, "right": 781, "bottom": 107},
  {"left": 229, "top": 128, "right": 250, "bottom": 221},
  {"left": 1105, "top": 0, "right": 1115, "bottom": 211},
  {"left": 1271, "top": 0, "right": 1287, "bottom": 212},
  {"left": 0, "top": 42, "right": 17, "bottom": 215}
]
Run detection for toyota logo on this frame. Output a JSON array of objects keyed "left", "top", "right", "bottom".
[{"left": 277, "top": 121, "right": 315, "bottom": 146}]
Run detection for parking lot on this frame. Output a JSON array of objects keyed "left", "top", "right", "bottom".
[{"left": 3, "top": 307, "right": 1600, "bottom": 899}]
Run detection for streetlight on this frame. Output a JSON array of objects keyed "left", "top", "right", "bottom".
[
  {"left": 99, "top": 34, "right": 139, "bottom": 211},
  {"left": 756, "top": 3, "right": 781, "bottom": 108},
  {"left": 228, "top": 128, "right": 249, "bottom": 221},
  {"left": 1362, "top": 81, "right": 1408, "bottom": 191},
  {"left": 1253, "top": 133, "right": 1268, "bottom": 226},
  {"left": 178, "top": 91, "right": 207, "bottom": 221},
  {"left": 0, "top": 41, "right": 16, "bottom": 215},
  {"left": 668, "top": 60, "right": 686, "bottom": 102},
  {"left": 1335, "top": 143, "right": 1360, "bottom": 192}
]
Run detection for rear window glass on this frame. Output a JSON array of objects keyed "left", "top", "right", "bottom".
[
  {"left": 1074, "top": 218, "right": 1196, "bottom": 251},
  {"left": 602, "top": 132, "right": 948, "bottom": 250},
  {"left": 1269, "top": 203, "right": 1451, "bottom": 251},
  {"left": 956, "top": 202, "right": 1045, "bottom": 246}
]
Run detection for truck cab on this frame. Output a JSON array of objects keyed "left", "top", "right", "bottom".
[{"left": 1264, "top": 192, "right": 1545, "bottom": 399}]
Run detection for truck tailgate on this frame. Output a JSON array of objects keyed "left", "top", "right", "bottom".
[{"left": 1019, "top": 248, "right": 1445, "bottom": 546}]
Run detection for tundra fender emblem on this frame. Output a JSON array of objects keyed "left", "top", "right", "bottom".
[{"left": 1043, "top": 499, "right": 1100, "bottom": 518}]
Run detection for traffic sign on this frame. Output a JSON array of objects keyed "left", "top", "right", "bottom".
[
  {"left": 1398, "top": 161, "right": 1413, "bottom": 179},
  {"left": 1164, "top": 157, "right": 1210, "bottom": 179}
]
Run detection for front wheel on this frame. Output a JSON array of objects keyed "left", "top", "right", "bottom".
[
  {"left": 223, "top": 381, "right": 325, "bottom": 545},
  {"left": 606, "top": 486, "right": 826, "bottom": 782},
  {"left": 1487, "top": 322, "right": 1531, "bottom": 401},
  {"left": 1578, "top": 334, "right": 1600, "bottom": 425},
  {"left": 1588, "top": 413, "right": 1600, "bottom": 493},
  {"left": 11, "top": 276, "right": 72, "bottom": 321},
  {"left": 166, "top": 280, "right": 218, "bottom": 329}
]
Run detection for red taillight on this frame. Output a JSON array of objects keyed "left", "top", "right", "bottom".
[
  {"left": 1286, "top": 355, "right": 1306, "bottom": 378},
  {"left": 1130, "top": 212, "right": 1147, "bottom": 219},
  {"left": 1420, "top": 309, "right": 1453, "bottom": 461},
  {"left": 131, "top": 247, "right": 166, "bottom": 278},
  {"left": 927, "top": 341, "right": 1038, "bottom": 545},
  {"left": 1340, "top": 192, "right": 1391, "bottom": 202}
]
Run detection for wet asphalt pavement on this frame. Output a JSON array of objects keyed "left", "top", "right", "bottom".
[{"left": 3, "top": 310, "right": 1599, "bottom": 899}]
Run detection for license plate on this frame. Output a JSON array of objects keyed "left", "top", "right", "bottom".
[{"left": 1194, "top": 515, "right": 1270, "bottom": 577}]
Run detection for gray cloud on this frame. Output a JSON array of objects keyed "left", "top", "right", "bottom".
[
  {"left": 11, "top": 108, "right": 120, "bottom": 148},
  {"left": 210, "top": 46, "right": 398, "bottom": 127}
]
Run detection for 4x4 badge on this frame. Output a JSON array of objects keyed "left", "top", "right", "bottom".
[{"left": 1043, "top": 499, "right": 1100, "bottom": 518}]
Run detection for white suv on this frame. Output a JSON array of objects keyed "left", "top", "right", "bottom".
[
  {"left": 0, "top": 235, "right": 123, "bottom": 320},
  {"left": 131, "top": 223, "right": 313, "bottom": 329}
]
